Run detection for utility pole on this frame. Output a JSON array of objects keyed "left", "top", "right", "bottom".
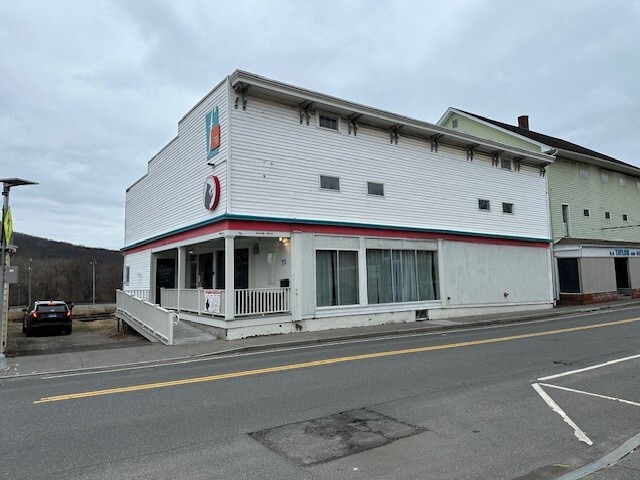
[
  {"left": 90, "top": 260, "right": 97, "bottom": 304},
  {"left": 0, "top": 178, "right": 37, "bottom": 371}
]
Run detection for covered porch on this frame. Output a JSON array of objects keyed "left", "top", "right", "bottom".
[{"left": 152, "top": 232, "right": 293, "bottom": 323}]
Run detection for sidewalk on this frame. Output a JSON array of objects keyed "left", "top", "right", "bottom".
[{"left": 3, "top": 299, "right": 640, "bottom": 379}]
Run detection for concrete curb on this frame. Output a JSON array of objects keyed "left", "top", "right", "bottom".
[{"left": 555, "top": 432, "right": 640, "bottom": 480}]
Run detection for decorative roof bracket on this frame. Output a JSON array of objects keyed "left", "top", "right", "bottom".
[
  {"left": 299, "top": 101, "right": 314, "bottom": 125},
  {"left": 389, "top": 124, "right": 403, "bottom": 144},
  {"left": 430, "top": 134, "right": 444, "bottom": 153},
  {"left": 539, "top": 165, "right": 546, "bottom": 177},
  {"left": 491, "top": 150, "right": 503, "bottom": 167},
  {"left": 466, "top": 143, "right": 479, "bottom": 161},
  {"left": 348, "top": 113, "right": 362, "bottom": 135},
  {"left": 234, "top": 83, "right": 250, "bottom": 110},
  {"left": 513, "top": 156, "right": 524, "bottom": 172}
]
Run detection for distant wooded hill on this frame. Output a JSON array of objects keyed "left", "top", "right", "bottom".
[{"left": 7, "top": 232, "right": 123, "bottom": 306}]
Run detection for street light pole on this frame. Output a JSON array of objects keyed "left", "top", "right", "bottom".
[
  {"left": 0, "top": 178, "right": 38, "bottom": 371},
  {"left": 90, "top": 260, "right": 97, "bottom": 304}
]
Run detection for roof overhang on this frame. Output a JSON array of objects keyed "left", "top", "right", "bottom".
[
  {"left": 550, "top": 148, "right": 640, "bottom": 177},
  {"left": 230, "top": 71, "right": 554, "bottom": 167}
]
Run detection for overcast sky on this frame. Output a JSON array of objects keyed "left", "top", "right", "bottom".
[{"left": 1, "top": 0, "right": 639, "bottom": 250}]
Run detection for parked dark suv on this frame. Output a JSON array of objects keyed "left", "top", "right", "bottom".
[{"left": 23, "top": 301, "right": 73, "bottom": 336}]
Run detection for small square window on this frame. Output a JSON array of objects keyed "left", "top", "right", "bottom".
[
  {"left": 452, "top": 119, "right": 458, "bottom": 128},
  {"left": 601, "top": 173, "right": 609, "bottom": 183},
  {"left": 501, "top": 159, "right": 512, "bottom": 170},
  {"left": 583, "top": 209, "right": 590, "bottom": 217},
  {"left": 636, "top": 181, "right": 640, "bottom": 190},
  {"left": 623, "top": 214, "right": 628, "bottom": 221},
  {"left": 502, "top": 202, "right": 514, "bottom": 214},
  {"left": 320, "top": 175, "right": 340, "bottom": 190},
  {"left": 579, "top": 169, "right": 588, "bottom": 179},
  {"left": 367, "top": 182, "right": 384, "bottom": 196},
  {"left": 619, "top": 177, "right": 626, "bottom": 187},
  {"left": 478, "top": 199, "right": 490, "bottom": 211},
  {"left": 605, "top": 211, "right": 611, "bottom": 220},
  {"left": 318, "top": 114, "right": 338, "bottom": 131}
]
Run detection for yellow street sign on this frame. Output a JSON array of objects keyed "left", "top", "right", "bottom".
[{"left": 3, "top": 207, "right": 12, "bottom": 244}]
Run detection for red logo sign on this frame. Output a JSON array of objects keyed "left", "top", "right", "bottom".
[{"left": 204, "top": 176, "right": 221, "bottom": 211}]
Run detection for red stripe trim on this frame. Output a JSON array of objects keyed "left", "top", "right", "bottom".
[{"left": 124, "top": 219, "right": 549, "bottom": 255}]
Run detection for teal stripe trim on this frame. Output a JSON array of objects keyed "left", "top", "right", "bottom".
[{"left": 123, "top": 213, "right": 553, "bottom": 251}]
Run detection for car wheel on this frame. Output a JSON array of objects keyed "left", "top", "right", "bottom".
[
  {"left": 25, "top": 323, "right": 32, "bottom": 337},
  {"left": 22, "top": 322, "right": 26, "bottom": 334},
  {"left": 64, "top": 325, "right": 72, "bottom": 335}
]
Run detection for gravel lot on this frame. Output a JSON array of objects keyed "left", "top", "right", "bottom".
[{"left": 5, "top": 317, "right": 150, "bottom": 357}]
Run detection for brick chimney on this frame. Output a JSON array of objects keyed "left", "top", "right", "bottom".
[{"left": 518, "top": 115, "right": 529, "bottom": 130}]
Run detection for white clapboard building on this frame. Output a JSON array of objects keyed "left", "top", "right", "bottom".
[{"left": 119, "top": 70, "right": 555, "bottom": 342}]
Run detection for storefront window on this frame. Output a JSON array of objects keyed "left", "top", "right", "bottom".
[
  {"left": 367, "top": 249, "right": 438, "bottom": 304},
  {"left": 316, "top": 250, "right": 359, "bottom": 306}
]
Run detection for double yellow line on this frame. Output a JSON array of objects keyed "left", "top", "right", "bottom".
[{"left": 35, "top": 317, "right": 640, "bottom": 404}]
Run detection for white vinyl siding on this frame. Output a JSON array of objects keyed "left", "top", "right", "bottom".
[
  {"left": 229, "top": 96, "right": 551, "bottom": 241},
  {"left": 123, "top": 250, "right": 151, "bottom": 291}
]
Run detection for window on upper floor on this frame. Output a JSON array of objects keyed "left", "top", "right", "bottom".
[
  {"left": 583, "top": 209, "right": 590, "bottom": 217},
  {"left": 451, "top": 119, "right": 458, "bottom": 128},
  {"left": 601, "top": 173, "right": 609, "bottom": 183},
  {"left": 478, "top": 199, "right": 490, "bottom": 211},
  {"left": 619, "top": 177, "right": 626, "bottom": 187},
  {"left": 637, "top": 181, "right": 640, "bottom": 190},
  {"left": 605, "top": 211, "right": 611, "bottom": 220},
  {"left": 579, "top": 168, "right": 588, "bottom": 179},
  {"left": 623, "top": 214, "right": 628, "bottom": 222},
  {"left": 320, "top": 175, "right": 340, "bottom": 191},
  {"left": 502, "top": 202, "right": 514, "bottom": 214},
  {"left": 318, "top": 113, "right": 339, "bottom": 131},
  {"left": 501, "top": 159, "right": 512, "bottom": 171},
  {"left": 367, "top": 182, "right": 384, "bottom": 196},
  {"left": 124, "top": 266, "right": 130, "bottom": 285}
]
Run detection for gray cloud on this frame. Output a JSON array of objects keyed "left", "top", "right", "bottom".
[{"left": 1, "top": 0, "right": 638, "bottom": 249}]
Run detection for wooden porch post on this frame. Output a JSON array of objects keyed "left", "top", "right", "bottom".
[
  {"left": 177, "top": 246, "right": 186, "bottom": 311},
  {"left": 224, "top": 236, "right": 235, "bottom": 320}
]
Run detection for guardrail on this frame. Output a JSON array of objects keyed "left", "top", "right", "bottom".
[{"left": 116, "top": 290, "right": 176, "bottom": 345}]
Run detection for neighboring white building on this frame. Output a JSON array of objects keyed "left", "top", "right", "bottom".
[{"left": 122, "top": 70, "right": 555, "bottom": 340}]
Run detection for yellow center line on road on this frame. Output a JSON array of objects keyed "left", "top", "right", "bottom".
[{"left": 34, "top": 316, "right": 640, "bottom": 404}]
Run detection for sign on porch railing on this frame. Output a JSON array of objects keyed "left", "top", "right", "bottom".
[{"left": 204, "top": 290, "right": 222, "bottom": 314}]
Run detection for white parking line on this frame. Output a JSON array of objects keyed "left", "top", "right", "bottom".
[
  {"left": 532, "top": 383, "right": 593, "bottom": 445},
  {"left": 537, "top": 353, "right": 640, "bottom": 381},
  {"left": 538, "top": 383, "right": 640, "bottom": 407}
]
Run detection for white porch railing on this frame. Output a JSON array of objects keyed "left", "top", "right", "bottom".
[
  {"left": 160, "top": 287, "right": 291, "bottom": 317},
  {"left": 116, "top": 290, "right": 176, "bottom": 345},
  {"left": 124, "top": 289, "right": 150, "bottom": 302},
  {"left": 235, "top": 287, "right": 290, "bottom": 316},
  {"left": 161, "top": 288, "right": 225, "bottom": 316}
]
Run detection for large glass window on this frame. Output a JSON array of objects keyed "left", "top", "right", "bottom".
[
  {"left": 316, "top": 250, "right": 359, "bottom": 307},
  {"left": 367, "top": 249, "right": 438, "bottom": 304}
]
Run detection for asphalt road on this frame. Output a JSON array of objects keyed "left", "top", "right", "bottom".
[{"left": 1, "top": 307, "right": 639, "bottom": 480}]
